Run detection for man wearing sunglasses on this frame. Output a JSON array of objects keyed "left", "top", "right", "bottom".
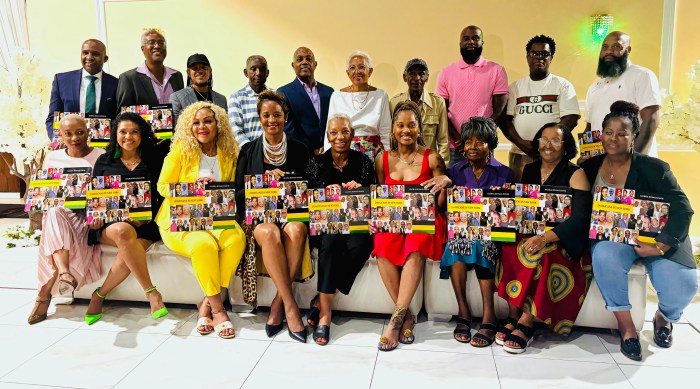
[{"left": 499, "top": 35, "right": 580, "bottom": 181}]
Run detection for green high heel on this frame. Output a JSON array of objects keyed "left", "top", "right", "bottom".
[
  {"left": 84, "top": 287, "right": 106, "bottom": 325},
  {"left": 145, "top": 286, "right": 169, "bottom": 319}
]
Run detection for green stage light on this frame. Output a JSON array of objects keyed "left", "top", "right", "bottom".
[{"left": 591, "top": 14, "right": 613, "bottom": 41}]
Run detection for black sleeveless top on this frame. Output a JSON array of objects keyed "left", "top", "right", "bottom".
[{"left": 522, "top": 159, "right": 593, "bottom": 260}]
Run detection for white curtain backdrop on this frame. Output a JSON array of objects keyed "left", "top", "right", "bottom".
[{"left": 0, "top": 0, "right": 29, "bottom": 70}]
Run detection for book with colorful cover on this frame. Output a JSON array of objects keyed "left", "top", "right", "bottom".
[
  {"left": 25, "top": 167, "right": 91, "bottom": 211},
  {"left": 85, "top": 175, "right": 152, "bottom": 223},
  {"left": 578, "top": 130, "right": 604, "bottom": 161},
  {"left": 446, "top": 187, "right": 515, "bottom": 242},
  {"left": 307, "top": 187, "right": 371, "bottom": 235},
  {"left": 589, "top": 185, "right": 668, "bottom": 245},
  {"left": 502, "top": 184, "right": 573, "bottom": 235},
  {"left": 120, "top": 104, "right": 173, "bottom": 139},
  {"left": 481, "top": 188, "right": 517, "bottom": 242},
  {"left": 369, "top": 184, "right": 436, "bottom": 234},
  {"left": 243, "top": 174, "right": 309, "bottom": 225},
  {"left": 169, "top": 182, "right": 237, "bottom": 231},
  {"left": 85, "top": 115, "right": 112, "bottom": 148}
]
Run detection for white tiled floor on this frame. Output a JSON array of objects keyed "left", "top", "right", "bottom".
[{"left": 0, "top": 246, "right": 698, "bottom": 388}]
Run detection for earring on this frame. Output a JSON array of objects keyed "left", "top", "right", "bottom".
[{"left": 113, "top": 146, "right": 122, "bottom": 159}]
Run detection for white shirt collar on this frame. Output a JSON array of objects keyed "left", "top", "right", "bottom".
[{"left": 81, "top": 69, "right": 103, "bottom": 80}]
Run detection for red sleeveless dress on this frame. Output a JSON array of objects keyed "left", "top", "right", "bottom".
[{"left": 372, "top": 149, "right": 446, "bottom": 265}]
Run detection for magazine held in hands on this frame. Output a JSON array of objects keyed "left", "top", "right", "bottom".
[
  {"left": 578, "top": 130, "right": 604, "bottom": 162},
  {"left": 51, "top": 112, "right": 112, "bottom": 149},
  {"left": 307, "top": 187, "right": 371, "bottom": 235},
  {"left": 86, "top": 175, "right": 152, "bottom": 223},
  {"left": 589, "top": 185, "right": 669, "bottom": 245},
  {"left": 369, "top": 184, "right": 436, "bottom": 234},
  {"left": 168, "top": 182, "right": 237, "bottom": 231},
  {"left": 120, "top": 104, "right": 173, "bottom": 139},
  {"left": 25, "top": 167, "right": 91, "bottom": 212},
  {"left": 243, "top": 174, "right": 309, "bottom": 226}
]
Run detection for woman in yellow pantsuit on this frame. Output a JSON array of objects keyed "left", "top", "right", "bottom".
[{"left": 156, "top": 102, "right": 245, "bottom": 339}]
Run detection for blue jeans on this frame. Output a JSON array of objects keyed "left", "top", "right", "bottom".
[
  {"left": 591, "top": 241, "right": 698, "bottom": 322},
  {"left": 449, "top": 147, "right": 466, "bottom": 168}
]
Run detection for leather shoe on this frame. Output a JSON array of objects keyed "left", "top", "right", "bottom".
[
  {"left": 653, "top": 317, "right": 673, "bottom": 348},
  {"left": 288, "top": 326, "right": 307, "bottom": 343},
  {"left": 313, "top": 325, "right": 330, "bottom": 346},
  {"left": 620, "top": 336, "right": 642, "bottom": 361},
  {"left": 265, "top": 322, "right": 284, "bottom": 338}
]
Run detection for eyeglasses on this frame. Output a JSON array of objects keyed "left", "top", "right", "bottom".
[
  {"left": 348, "top": 65, "right": 367, "bottom": 73},
  {"left": 527, "top": 50, "right": 552, "bottom": 59},
  {"left": 327, "top": 129, "right": 352, "bottom": 138},
  {"left": 144, "top": 39, "right": 166, "bottom": 48},
  {"left": 538, "top": 138, "right": 563, "bottom": 147}
]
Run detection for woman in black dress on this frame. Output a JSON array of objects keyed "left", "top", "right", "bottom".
[
  {"left": 305, "top": 113, "right": 376, "bottom": 345},
  {"left": 84, "top": 112, "right": 168, "bottom": 324}
]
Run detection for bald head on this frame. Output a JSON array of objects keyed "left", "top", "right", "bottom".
[
  {"left": 81, "top": 39, "right": 108, "bottom": 75},
  {"left": 459, "top": 25, "right": 484, "bottom": 63},
  {"left": 292, "top": 47, "right": 317, "bottom": 84},
  {"left": 606, "top": 31, "right": 631, "bottom": 44}
]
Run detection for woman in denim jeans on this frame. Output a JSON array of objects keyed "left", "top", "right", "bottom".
[{"left": 581, "top": 101, "right": 697, "bottom": 361}]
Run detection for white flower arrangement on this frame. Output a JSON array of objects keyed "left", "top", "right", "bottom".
[
  {"left": 0, "top": 50, "right": 51, "bottom": 197},
  {"left": 0, "top": 222, "right": 41, "bottom": 248},
  {"left": 657, "top": 60, "right": 700, "bottom": 150}
]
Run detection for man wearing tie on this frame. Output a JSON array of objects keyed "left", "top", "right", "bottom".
[
  {"left": 277, "top": 47, "right": 334, "bottom": 155},
  {"left": 45, "top": 39, "right": 118, "bottom": 139}
]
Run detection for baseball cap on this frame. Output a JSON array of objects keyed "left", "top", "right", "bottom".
[
  {"left": 187, "top": 53, "right": 210, "bottom": 68},
  {"left": 404, "top": 58, "right": 428, "bottom": 72}
]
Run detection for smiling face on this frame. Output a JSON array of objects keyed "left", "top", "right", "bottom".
[
  {"left": 259, "top": 100, "right": 285, "bottom": 137},
  {"left": 527, "top": 42, "right": 552, "bottom": 78},
  {"left": 187, "top": 63, "right": 211, "bottom": 89},
  {"left": 191, "top": 108, "right": 218, "bottom": 147},
  {"left": 141, "top": 32, "right": 166, "bottom": 64},
  {"left": 116, "top": 120, "right": 142, "bottom": 154},
  {"left": 292, "top": 47, "right": 316, "bottom": 80},
  {"left": 80, "top": 40, "right": 107, "bottom": 75},
  {"left": 392, "top": 110, "right": 420, "bottom": 147},
  {"left": 327, "top": 117, "right": 352, "bottom": 154},
  {"left": 463, "top": 135, "right": 489, "bottom": 164},
  {"left": 538, "top": 126, "right": 564, "bottom": 164},
  {"left": 346, "top": 56, "right": 372, "bottom": 87}
]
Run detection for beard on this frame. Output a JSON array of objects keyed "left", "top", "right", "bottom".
[
  {"left": 596, "top": 51, "right": 629, "bottom": 78},
  {"left": 460, "top": 46, "right": 483, "bottom": 63}
]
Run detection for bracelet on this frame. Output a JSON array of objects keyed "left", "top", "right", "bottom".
[{"left": 655, "top": 244, "right": 665, "bottom": 256}]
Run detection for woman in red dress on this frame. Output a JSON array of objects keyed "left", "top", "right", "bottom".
[{"left": 372, "top": 101, "right": 450, "bottom": 351}]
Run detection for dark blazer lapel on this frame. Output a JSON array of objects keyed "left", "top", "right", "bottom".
[
  {"left": 624, "top": 152, "right": 642, "bottom": 188},
  {"left": 71, "top": 70, "right": 82, "bottom": 108},
  {"left": 318, "top": 83, "right": 332, "bottom": 122},
  {"left": 137, "top": 72, "right": 158, "bottom": 105},
  {"left": 292, "top": 80, "right": 315, "bottom": 112}
]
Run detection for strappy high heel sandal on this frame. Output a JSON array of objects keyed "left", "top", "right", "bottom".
[
  {"left": 57, "top": 272, "right": 78, "bottom": 298},
  {"left": 27, "top": 295, "right": 52, "bottom": 325},
  {"left": 84, "top": 287, "right": 106, "bottom": 325},
  {"left": 399, "top": 309, "right": 415, "bottom": 344},
  {"left": 378, "top": 305, "right": 407, "bottom": 352},
  {"left": 144, "top": 286, "right": 168, "bottom": 319}
]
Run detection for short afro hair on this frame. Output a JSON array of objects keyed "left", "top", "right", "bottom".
[
  {"left": 460, "top": 117, "right": 499, "bottom": 151},
  {"left": 526, "top": 35, "right": 556, "bottom": 56}
]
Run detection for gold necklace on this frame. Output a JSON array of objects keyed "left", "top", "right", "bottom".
[
  {"left": 121, "top": 157, "right": 141, "bottom": 169},
  {"left": 395, "top": 150, "right": 418, "bottom": 166}
]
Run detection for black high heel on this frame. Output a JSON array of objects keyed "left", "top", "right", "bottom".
[
  {"left": 306, "top": 294, "right": 320, "bottom": 327},
  {"left": 265, "top": 321, "right": 285, "bottom": 338},
  {"left": 288, "top": 325, "right": 308, "bottom": 343}
]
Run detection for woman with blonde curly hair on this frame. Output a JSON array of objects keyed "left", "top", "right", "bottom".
[{"left": 156, "top": 102, "right": 245, "bottom": 339}]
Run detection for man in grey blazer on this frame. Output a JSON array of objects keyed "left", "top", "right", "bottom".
[
  {"left": 116, "top": 28, "right": 184, "bottom": 109},
  {"left": 169, "top": 53, "right": 228, "bottom": 127}
]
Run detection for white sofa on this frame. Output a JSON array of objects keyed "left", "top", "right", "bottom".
[{"left": 76, "top": 242, "right": 647, "bottom": 330}]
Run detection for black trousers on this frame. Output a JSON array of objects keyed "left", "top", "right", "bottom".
[{"left": 317, "top": 234, "right": 373, "bottom": 295}]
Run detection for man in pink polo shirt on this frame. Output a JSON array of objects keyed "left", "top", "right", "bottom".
[{"left": 436, "top": 25, "right": 509, "bottom": 167}]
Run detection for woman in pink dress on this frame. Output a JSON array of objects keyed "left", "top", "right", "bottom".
[
  {"left": 28, "top": 114, "right": 105, "bottom": 325},
  {"left": 372, "top": 101, "right": 450, "bottom": 351}
]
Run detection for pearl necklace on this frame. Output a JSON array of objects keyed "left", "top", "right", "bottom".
[
  {"left": 350, "top": 86, "right": 371, "bottom": 111},
  {"left": 263, "top": 133, "right": 287, "bottom": 166}
]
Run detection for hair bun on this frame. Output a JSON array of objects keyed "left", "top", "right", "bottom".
[{"left": 609, "top": 100, "right": 640, "bottom": 116}]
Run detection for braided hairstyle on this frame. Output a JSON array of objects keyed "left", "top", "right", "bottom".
[
  {"left": 390, "top": 100, "right": 426, "bottom": 150},
  {"left": 602, "top": 100, "right": 640, "bottom": 136}
]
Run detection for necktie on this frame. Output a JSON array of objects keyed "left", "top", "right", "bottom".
[{"left": 86, "top": 75, "right": 97, "bottom": 114}]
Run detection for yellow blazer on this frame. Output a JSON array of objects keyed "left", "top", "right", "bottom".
[{"left": 155, "top": 146, "right": 236, "bottom": 230}]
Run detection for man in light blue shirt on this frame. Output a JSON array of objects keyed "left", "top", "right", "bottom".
[{"left": 228, "top": 55, "right": 271, "bottom": 146}]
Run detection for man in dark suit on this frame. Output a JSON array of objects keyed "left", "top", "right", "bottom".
[
  {"left": 277, "top": 47, "right": 333, "bottom": 156},
  {"left": 116, "top": 29, "right": 184, "bottom": 109},
  {"left": 45, "top": 39, "right": 118, "bottom": 139},
  {"left": 169, "top": 53, "right": 227, "bottom": 127}
]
